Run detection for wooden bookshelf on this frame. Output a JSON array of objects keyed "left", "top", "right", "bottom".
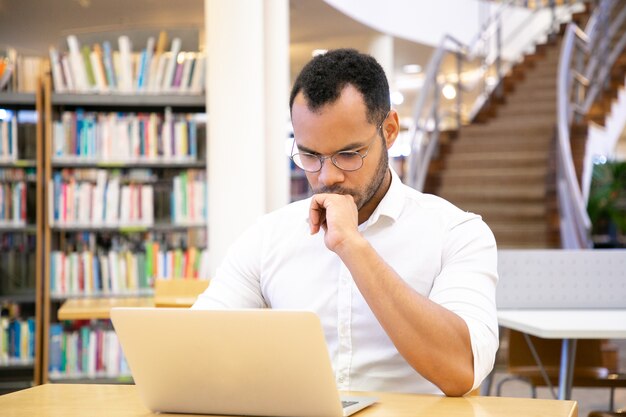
[
  {"left": 0, "top": 82, "right": 44, "bottom": 388},
  {"left": 41, "top": 73, "right": 208, "bottom": 384}
]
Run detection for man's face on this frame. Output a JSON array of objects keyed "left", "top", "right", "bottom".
[{"left": 291, "top": 85, "right": 390, "bottom": 211}]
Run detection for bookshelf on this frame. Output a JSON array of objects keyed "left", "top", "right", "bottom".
[
  {"left": 41, "top": 73, "right": 209, "bottom": 384},
  {"left": 0, "top": 85, "right": 44, "bottom": 392}
]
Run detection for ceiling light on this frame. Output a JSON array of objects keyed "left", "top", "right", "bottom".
[
  {"left": 442, "top": 83, "right": 457, "bottom": 100},
  {"left": 312, "top": 49, "right": 327, "bottom": 57},
  {"left": 403, "top": 64, "right": 422, "bottom": 74},
  {"left": 390, "top": 91, "right": 404, "bottom": 105}
]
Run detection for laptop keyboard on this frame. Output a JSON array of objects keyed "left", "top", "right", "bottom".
[{"left": 342, "top": 400, "right": 358, "bottom": 408}]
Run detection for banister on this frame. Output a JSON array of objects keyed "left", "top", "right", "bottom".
[{"left": 406, "top": 0, "right": 583, "bottom": 191}]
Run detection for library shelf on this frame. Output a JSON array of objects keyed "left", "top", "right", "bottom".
[
  {"left": 0, "top": 160, "right": 37, "bottom": 168},
  {"left": 0, "top": 294, "right": 36, "bottom": 303},
  {"left": 50, "top": 159, "right": 205, "bottom": 169},
  {"left": 51, "top": 93, "right": 204, "bottom": 108},
  {"left": 42, "top": 72, "right": 208, "bottom": 385},
  {"left": 49, "top": 222, "right": 207, "bottom": 233},
  {"left": 0, "top": 225, "right": 37, "bottom": 233},
  {"left": 0, "top": 92, "right": 37, "bottom": 106},
  {"left": 0, "top": 360, "right": 35, "bottom": 370}
]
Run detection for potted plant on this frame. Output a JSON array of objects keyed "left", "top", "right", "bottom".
[{"left": 587, "top": 160, "right": 626, "bottom": 247}]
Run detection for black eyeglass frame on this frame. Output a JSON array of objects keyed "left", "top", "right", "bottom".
[{"left": 290, "top": 112, "right": 389, "bottom": 173}]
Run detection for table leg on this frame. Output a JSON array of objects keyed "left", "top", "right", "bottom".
[{"left": 557, "top": 338, "right": 577, "bottom": 400}]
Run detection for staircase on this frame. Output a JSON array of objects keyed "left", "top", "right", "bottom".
[
  {"left": 430, "top": 43, "right": 562, "bottom": 248},
  {"left": 427, "top": 4, "right": 626, "bottom": 249}
]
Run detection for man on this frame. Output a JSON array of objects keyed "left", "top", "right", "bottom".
[{"left": 193, "top": 49, "right": 498, "bottom": 397}]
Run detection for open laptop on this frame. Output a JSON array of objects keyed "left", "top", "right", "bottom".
[{"left": 110, "top": 308, "right": 376, "bottom": 417}]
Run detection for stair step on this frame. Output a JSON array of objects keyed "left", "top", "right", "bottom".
[
  {"left": 446, "top": 151, "right": 548, "bottom": 169},
  {"left": 458, "top": 202, "right": 547, "bottom": 221},
  {"left": 465, "top": 117, "right": 555, "bottom": 132},
  {"left": 497, "top": 101, "right": 556, "bottom": 116},
  {"left": 508, "top": 89, "right": 557, "bottom": 102},
  {"left": 440, "top": 167, "right": 547, "bottom": 186},
  {"left": 517, "top": 76, "right": 558, "bottom": 89},
  {"left": 452, "top": 139, "right": 552, "bottom": 153},
  {"left": 438, "top": 184, "right": 546, "bottom": 203},
  {"left": 461, "top": 122, "right": 554, "bottom": 137}
]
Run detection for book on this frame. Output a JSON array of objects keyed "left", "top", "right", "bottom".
[
  {"left": 162, "top": 38, "right": 181, "bottom": 91},
  {"left": 117, "top": 36, "right": 133, "bottom": 93},
  {"left": 67, "top": 35, "right": 88, "bottom": 92},
  {"left": 49, "top": 47, "right": 66, "bottom": 93}
]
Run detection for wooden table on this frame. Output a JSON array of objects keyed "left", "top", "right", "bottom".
[{"left": 0, "top": 384, "right": 578, "bottom": 417}]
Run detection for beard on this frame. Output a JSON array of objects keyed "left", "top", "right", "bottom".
[{"left": 312, "top": 138, "right": 389, "bottom": 210}]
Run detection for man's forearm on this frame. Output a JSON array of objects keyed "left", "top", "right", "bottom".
[{"left": 335, "top": 237, "right": 475, "bottom": 396}]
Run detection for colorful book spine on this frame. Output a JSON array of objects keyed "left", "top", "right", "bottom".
[{"left": 48, "top": 322, "right": 129, "bottom": 380}]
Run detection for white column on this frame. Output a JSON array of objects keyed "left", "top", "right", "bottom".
[
  {"left": 368, "top": 34, "right": 395, "bottom": 91},
  {"left": 205, "top": 0, "right": 289, "bottom": 276},
  {"left": 264, "top": 0, "right": 290, "bottom": 212}
]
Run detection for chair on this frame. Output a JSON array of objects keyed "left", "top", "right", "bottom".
[
  {"left": 154, "top": 278, "right": 210, "bottom": 308},
  {"left": 497, "top": 329, "right": 626, "bottom": 410}
]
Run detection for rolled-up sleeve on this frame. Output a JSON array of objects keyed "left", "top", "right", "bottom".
[{"left": 428, "top": 215, "right": 499, "bottom": 392}]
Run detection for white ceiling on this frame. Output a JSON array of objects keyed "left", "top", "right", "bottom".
[{"left": 0, "top": 0, "right": 437, "bottom": 116}]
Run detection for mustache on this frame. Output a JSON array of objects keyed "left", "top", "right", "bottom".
[{"left": 313, "top": 185, "right": 355, "bottom": 197}]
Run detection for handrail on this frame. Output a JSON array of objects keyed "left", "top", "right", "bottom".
[
  {"left": 556, "top": 0, "right": 626, "bottom": 248},
  {"left": 405, "top": 0, "right": 583, "bottom": 191}
]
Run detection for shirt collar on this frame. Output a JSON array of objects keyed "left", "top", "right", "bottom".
[{"left": 363, "top": 166, "right": 405, "bottom": 228}]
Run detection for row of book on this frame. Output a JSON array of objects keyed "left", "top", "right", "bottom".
[
  {"left": 0, "top": 168, "right": 37, "bottom": 182},
  {"left": 171, "top": 170, "right": 207, "bottom": 225},
  {"left": 49, "top": 170, "right": 207, "bottom": 227},
  {"left": 0, "top": 317, "right": 35, "bottom": 364},
  {"left": 0, "top": 239, "right": 37, "bottom": 295},
  {"left": 0, "top": 48, "right": 43, "bottom": 93},
  {"left": 0, "top": 117, "right": 18, "bottom": 161},
  {"left": 0, "top": 182, "right": 27, "bottom": 225},
  {"left": 49, "top": 173, "right": 154, "bottom": 226},
  {"left": 52, "top": 110, "right": 204, "bottom": 162},
  {"left": 49, "top": 322, "right": 130, "bottom": 379},
  {"left": 49, "top": 246, "right": 209, "bottom": 297},
  {"left": 49, "top": 32, "right": 205, "bottom": 95}
]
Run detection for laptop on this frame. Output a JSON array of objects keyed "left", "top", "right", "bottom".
[{"left": 110, "top": 308, "right": 377, "bottom": 417}]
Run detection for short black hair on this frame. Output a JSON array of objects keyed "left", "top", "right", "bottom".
[{"left": 289, "top": 48, "right": 390, "bottom": 125}]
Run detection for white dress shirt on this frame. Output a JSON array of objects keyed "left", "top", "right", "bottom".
[{"left": 193, "top": 169, "right": 499, "bottom": 395}]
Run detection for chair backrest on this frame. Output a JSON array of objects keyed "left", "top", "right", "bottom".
[
  {"left": 497, "top": 249, "right": 626, "bottom": 309},
  {"left": 154, "top": 279, "right": 210, "bottom": 308}
]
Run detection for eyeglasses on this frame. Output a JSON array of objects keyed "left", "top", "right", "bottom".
[{"left": 290, "top": 115, "right": 387, "bottom": 173}]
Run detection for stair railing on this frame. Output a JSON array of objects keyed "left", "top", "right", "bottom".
[
  {"left": 405, "top": 0, "right": 582, "bottom": 191},
  {"left": 556, "top": 0, "right": 626, "bottom": 248}
]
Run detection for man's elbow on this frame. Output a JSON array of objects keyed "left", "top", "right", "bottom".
[{"left": 438, "top": 367, "right": 474, "bottom": 397}]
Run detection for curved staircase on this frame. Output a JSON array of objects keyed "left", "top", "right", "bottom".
[{"left": 432, "top": 43, "right": 562, "bottom": 248}]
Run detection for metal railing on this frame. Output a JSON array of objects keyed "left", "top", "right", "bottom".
[
  {"left": 556, "top": 0, "right": 626, "bottom": 248},
  {"left": 405, "top": 0, "right": 582, "bottom": 191}
]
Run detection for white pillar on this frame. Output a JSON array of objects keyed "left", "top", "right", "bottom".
[
  {"left": 264, "top": 0, "right": 290, "bottom": 212},
  {"left": 368, "top": 34, "right": 395, "bottom": 91},
  {"left": 205, "top": 0, "right": 289, "bottom": 276}
]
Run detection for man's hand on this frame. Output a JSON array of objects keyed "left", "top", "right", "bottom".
[{"left": 309, "top": 193, "right": 363, "bottom": 253}]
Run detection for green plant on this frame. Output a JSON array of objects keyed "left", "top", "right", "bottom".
[{"left": 587, "top": 160, "right": 626, "bottom": 235}]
